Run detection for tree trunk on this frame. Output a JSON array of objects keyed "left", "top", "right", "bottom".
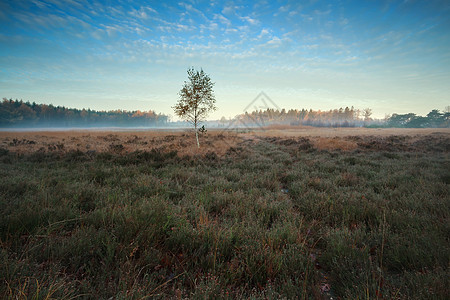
[{"left": 195, "top": 123, "right": 200, "bottom": 148}]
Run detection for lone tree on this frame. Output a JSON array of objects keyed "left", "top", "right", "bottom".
[{"left": 173, "top": 67, "right": 217, "bottom": 148}]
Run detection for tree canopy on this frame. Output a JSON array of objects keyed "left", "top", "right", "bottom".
[
  {"left": 173, "top": 68, "right": 216, "bottom": 147},
  {"left": 386, "top": 110, "right": 449, "bottom": 128}
]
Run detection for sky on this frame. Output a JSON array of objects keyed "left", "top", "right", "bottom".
[{"left": 0, "top": 0, "right": 449, "bottom": 120}]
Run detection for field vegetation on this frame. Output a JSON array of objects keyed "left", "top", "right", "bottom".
[{"left": 0, "top": 128, "right": 449, "bottom": 299}]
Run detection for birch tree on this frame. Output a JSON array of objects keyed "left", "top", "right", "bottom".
[{"left": 173, "top": 68, "right": 216, "bottom": 148}]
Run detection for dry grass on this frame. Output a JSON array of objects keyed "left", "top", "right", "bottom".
[
  {"left": 261, "top": 124, "right": 314, "bottom": 131},
  {"left": 0, "top": 127, "right": 448, "bottom": 154},
  {"left": 257, "top": 126, "right": 450, "bottom": 137},
  {"left": 313, "top": 137, "right": 358, "bottom": 151},
  {"left": 0, "top": 130, "right": 241, "bottom": 157}
]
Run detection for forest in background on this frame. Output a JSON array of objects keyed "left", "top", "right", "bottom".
[
  {"left": 234, "top": 107, "right": 450, "bottom": 128},
  {"left": 235, "top": 106, "right": 371, "bottom": 127},
  {"left": 0, "top": 98, "right": 168, "bottom": 127},
  {"left": 1, "top": 98, "right": 449, "bottom": 128}
]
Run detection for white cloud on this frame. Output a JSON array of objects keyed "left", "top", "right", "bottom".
[
  {"left": 225, "top": 28, "right": 238, "bottom": 34},
  {"left": 14, "top": 12, "right": 66, "bottom": 28},
  {"left": 267, "top": 36, "right": 282, "bottom": 45},
  {"left": 91, "top": 28, "right": 104, "bottom": 40},
  {"left": 45, "top": 0, "right": 84, "bottom": 9},
  {"left": 135, "top": 10, "right": 147, "bottom": 19},
  {"left": 237, "top": 25, "right": 249, "bottom": 32},
  {"left": 301, "top": 14, "right": 313, "bottom": 22},
  {"left": 104, "top": 25, "right": 120, "bottom": 36},
  {"left": 108, "top": 7, "right": 125, "bottom": 18},
  {"left": 320, "top": 34, "right": 333, "bottom": 41},
  {"left": 145, "top": 6, "right": 157, "bottom": 14},
  {"left": 258, "top": 28, "right": 271, "bottom": 39},
  {"left": 222, "top": 5, "right": 234, "bottom": 15},
  {"left": 303, "top": 44, "right": 319, "bottom": 50},
  {"left": 178, "top": 2, "right": 207, "bottom": 20},
  {"left": 343, "top": 56, "right": 359, "bottom": 62},
  {"left": 176, "top": 24, "right": 191, "bottom": 31},
  {"left": 134, "top": 26, "right": 145, "bottom": 36},
  {"left": 213, "top": 13, "right": 231, "bottom": 26},
  {"left": 207, "top": 22, "right": 219, "bottom": 31},
  {"left": 279, "top": 5, "right": 289, "bottom": 13},
  {"left": 129, "top": 6, "right": 157, "bottom": 20},
  {"left": 31, "top": 0, "right": 50, "bottom": 9},
  {"left": 155, "top": 18, "right": 193, "bottom": 33},
  {"left": 239, "top": 16, "right": 259, "bottom": 25},
  {"left": 314, "top": 9, "right": 332, "bottom": 16},
  {"left": 340, "top": 18, "right": 349, "bottom": 26}
]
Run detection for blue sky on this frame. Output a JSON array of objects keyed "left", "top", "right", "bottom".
[{"left": 1, "top": 0, "right": 449, "bottom": 120}]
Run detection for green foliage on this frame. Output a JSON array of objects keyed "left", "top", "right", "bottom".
[
  {"left": 387, "top": 109, "right": 449, "bottom": 128},
  {"left": 173, "top": 68, "right": 216, "bottom": 126}
]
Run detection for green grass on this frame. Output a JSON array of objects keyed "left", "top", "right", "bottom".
[{"left": 0, "top": 136, "right": 449, "bottom": 299}]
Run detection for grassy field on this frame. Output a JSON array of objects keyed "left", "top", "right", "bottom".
[{"left": 0, "top": 128, "right": 449, "bottom": 299}]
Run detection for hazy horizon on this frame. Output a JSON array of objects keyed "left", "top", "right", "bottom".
[{"left": 1, "top": 0, "right": 449, "bottom": 120}]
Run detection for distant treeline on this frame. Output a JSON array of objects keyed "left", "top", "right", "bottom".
[
  {"left": 385, "top": 110, "right": 449, "bottom": 128},
  {"left": 0, "top": 98, "right": 168, "bottom": 127},
  {"left": 236, "top": 107, "right": 373, "bottom": 127},
  {"left": 235, "top": 107, "right": 449, "bottom": 128}
]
